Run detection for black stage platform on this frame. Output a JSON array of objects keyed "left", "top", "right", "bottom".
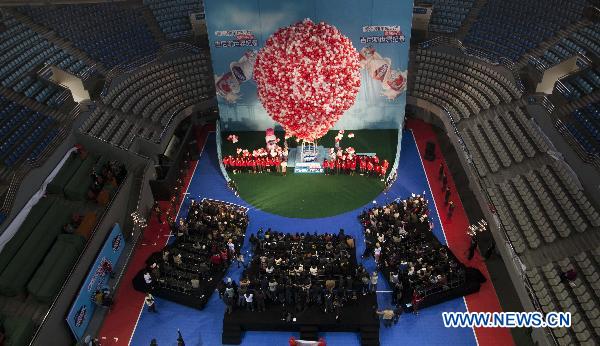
[
  {"left": 132, "top": 261, "right": 226, "bottom": 310},
  {"left": 222, "top": 293, "right": 380, "bottom": 345}
]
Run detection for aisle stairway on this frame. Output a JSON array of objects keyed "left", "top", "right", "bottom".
[
  {"left": 454, "top": 0, "right": 488, "bottom": 40},
  {"left": 136, "top": 3, "right": 169, "bottom": 48}
]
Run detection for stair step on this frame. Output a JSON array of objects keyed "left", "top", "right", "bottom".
[{"left": 136, "top": 4, "right": 169, "bottom": 47}]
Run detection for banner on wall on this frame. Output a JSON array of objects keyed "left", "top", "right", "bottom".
[
  {"left": 66, "top": 224, "right": 126, "bottom": 341},
  {"left": 204, "top": 0, "right": 414, "bottom": 132}
]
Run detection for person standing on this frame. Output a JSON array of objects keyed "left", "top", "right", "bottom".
[
  {"left": 154, "top": 203, "right": 163, "bottom": 224},
  {"left": 236, "top": 252, "right": 245, "bottom": 269},
  {"left": 244, "top": 291, "right": 254, "bottom": 311},
  {"left": 370, "top": 271, "right": 379, "bottom": 293},
  {"left": 362, "top": 231, "right": 374, "bottom": 258},
  {"left": 560, "top": 268, "right": 577, "bottom": 284},
  {"left": 373, "top": 243, "right": 382, "bottom": 264},
  {"left": 376, "top": 309, "right": 395, "bottom": 327},
  {"left": 444, "top": 186, "right": 451, "bottom": 204},
  {"left": 467, "top": 234, "right": 478, "bottom": 260},
  {"left": 448, "top": 201, "right": 455, "bottom": 218},
  {"left": 361, "top": 274, "right": 370, "bottom": 295},
  {"left": 438, "top": 163, "right": 444, "bottom": 180},
  {"left": 333, "top": 298, "right": 343, "bottom": 322},
  {"left": 223, "top": 293, "right": 234, "bottom": 314},
  {"left": 280, "top": 159, "right": 287, "bottom": 176},
  {"left": 255, "top": 289, "right": 266, "bottom": 312},
  {"left": 145, "top": 293, "right": 157, "bottom": 313},
  {"left": 442, "top": 173, "right": 448, "bottom": 190},
  {"left": 143, "top": 271, "right": 153, "bottom": 290},
  {"left": 412, "top": 291, "right": 423, "bottom": 315},
  {"left": 177, "top": 329, "right": 185, "bottom": 346}
]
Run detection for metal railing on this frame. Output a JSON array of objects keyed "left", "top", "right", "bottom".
[
  {"left": 554, "top": 119, "right": 600, "bottom": 169},
  {"left": 541, "top": 95, "right": 556, "bottom": 114},
  {"left": 100, "top": 42, "right": 204, "bottom": 98},
  {"left": 528, "top": 52, "right": 592, "bottom": 74},
  {"left": 0, "top": 171, "right": 24, "bottom": 215},
  {"left": 157, "top": 107, "right": 185, "bottom": 143}
]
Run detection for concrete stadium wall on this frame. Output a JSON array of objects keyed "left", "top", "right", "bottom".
[{"left": 0, "top": 134, "right": 75, "bottom": 235}]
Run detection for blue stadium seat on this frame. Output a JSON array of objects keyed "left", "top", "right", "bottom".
[
  {"left": 0, "top": 15, "right": 90, "bottom": 107},
  {"left": 419, "top": 0, "right": 474, "bottom": 34},
  {"left": 17, "top": 3, "right": 160, "bottom": 68},
  {"left": 144, "top": 0, "right": 204, "bottom": 40},
  {"left": 0, "top": 100, "right": 58, "bottom": 167},
  {"left": 464, "top": 0, "right": 587, "bottom": 61}
]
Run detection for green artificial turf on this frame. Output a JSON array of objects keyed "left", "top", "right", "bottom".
[{"left": 222, "top": 129, "right": 398, "bottom": 218}]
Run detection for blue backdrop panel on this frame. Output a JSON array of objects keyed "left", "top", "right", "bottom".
[
  {"left": 66, "top": 224, "right": 126, "bottom": 341},
  {"left": 205, "top": 0, "right": 414, "bottom": 132}
]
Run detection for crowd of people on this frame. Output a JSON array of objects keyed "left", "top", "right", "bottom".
[
  {"left": 360, "top": 195, "right": 466, "bottom": 311},
  {"left": 87, "top": 159, "right": 127, "bottom": 200},
  {"left": 222, "top": 145, "right": 289, "bottom": 175},
  {"left": 222, "top": 142, "right": 390, "bottom": 178},
  {"left": 62, "top": 213, "right": 83, "bottom": 234},
  {"left": 218, "top": 230, "right": 377, "bottom": 321},
  {"left": 323, "top": 148, "right": 389, "bottom": 178},
  {"left": 142, "top": 199, "right": 249, "bottom": 300}
]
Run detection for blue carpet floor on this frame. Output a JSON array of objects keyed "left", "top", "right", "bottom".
[{"left": 130, "top": 131, "right": 477, "bottom": 346}]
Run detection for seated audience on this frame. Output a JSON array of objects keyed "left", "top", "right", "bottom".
[
  {"left": 219, "top": 230, "right": 370, "bottom": 318},
  {"left": 143, "top": 199, "right": 249, "bottom": 298},
  {"left": 87, "top": 160, "right": 127, "bottom": 200},
  {"left": 360, "top": 195, "right": 466, "bottom": 308}
]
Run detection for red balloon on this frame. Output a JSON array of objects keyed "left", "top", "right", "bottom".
[{"left": 254, "top": 19, "right": 361, "bottom": 141}]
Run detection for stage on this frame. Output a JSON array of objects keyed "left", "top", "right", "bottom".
[
  {"left": 132, "top": 264, "right": 225, "bottom": 310},
  {"left": 222, "top": 293, "right": 380, "bottom": 345},
  {"left": 220, "top": 129, "right": 398, "bottom": 218}
]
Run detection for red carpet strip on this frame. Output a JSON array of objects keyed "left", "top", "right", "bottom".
[
  {"left": 97, "top": 126, "right": 211, "bottom": 345},
  {"left": 407, "top": 118, "right": 514, "bottom": 346}
]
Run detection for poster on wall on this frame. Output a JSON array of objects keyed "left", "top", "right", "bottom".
[
  {"left": 66, "top": 224, "right": 126, "bottom": 341},
  {"left": 204, "top": 0, "right": 414, "bottom": 133}
]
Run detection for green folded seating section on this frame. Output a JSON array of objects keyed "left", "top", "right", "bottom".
[
  {"left": 45, "top": 153, "right": 83, "bottom": 195},
  {"left": 2, "top": 316, "right": 35, "bottom": 346},
  {"left": 64, "top": 155, "right": 98, "bottom": 201},
  {"left": 0, "top": 200, "right": 75, "bottom": 296},
  {"left": 0, "top": 197, "right": 55, "bottom": 274},
  {"left": 27, "top": 234, "right": 86, "bottom": 303}
]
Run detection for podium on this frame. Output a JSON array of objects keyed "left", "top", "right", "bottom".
[{"left": 290, "top": 140, "right": 325, "bottom": 174}]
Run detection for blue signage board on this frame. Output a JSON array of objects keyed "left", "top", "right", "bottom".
[{"left": 66, "top": 224, "right": 126, "bottom": 341}]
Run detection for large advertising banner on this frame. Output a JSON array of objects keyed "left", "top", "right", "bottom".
[
  {"left": 66, "top": 224, "right": 126, "bottom": 341},
  {"left": 205, "top": 0, "right": 414, "bottom": 132}
]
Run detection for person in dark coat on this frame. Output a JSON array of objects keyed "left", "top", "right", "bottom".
[
  {"left": 255, "top": 289, "right": 266, "bottom": 312},
  {"left": 177, "top": 329, "right": 185, "bottom": 346},
  {"left": 467, "top": 235, "right": 478, "bottom": 260}
]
